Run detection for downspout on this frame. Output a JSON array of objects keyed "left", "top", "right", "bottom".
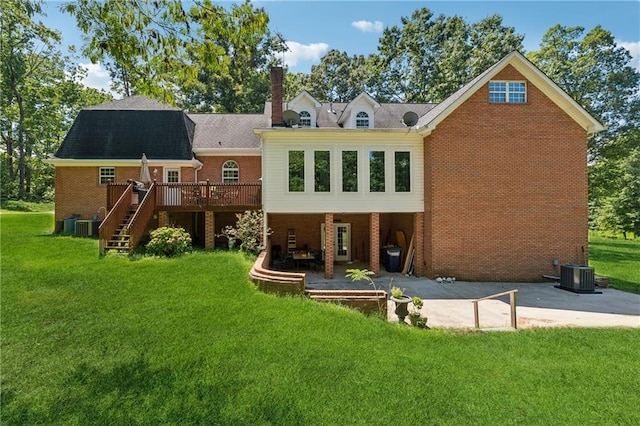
[{"left": 193, "top": 154, "right": 203, "bottom": 181}]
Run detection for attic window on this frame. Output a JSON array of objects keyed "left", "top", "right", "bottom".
[
  {"left": 356, "top": 111, "right": 370, "bottom": 128},
  {"left": 99, "top": 167, "right": 115, "bottom": 185},
  {"left": 299, "top": 110, "right": 311, "bottom": 127},
  {"left": 222, "top": 160, "right": 239, "bottom": 183},
  {"left": 489, "top": 81, "right": 526, "bottom": 103}
]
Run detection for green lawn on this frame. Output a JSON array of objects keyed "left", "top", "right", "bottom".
[
  {"left": 2, "top": 212, "right": 639, "bottom": 425},
  {"left": 589, "top": 233, "right": 640, "bottom": 294}
]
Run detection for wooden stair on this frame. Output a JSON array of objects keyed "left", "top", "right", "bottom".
[{"left": 104, "top": 207, "right": 137, "bottom": 253}]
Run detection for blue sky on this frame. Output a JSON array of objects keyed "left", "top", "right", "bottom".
[{"left": 42, "top": 1, "right": 640, "bottom": 94}]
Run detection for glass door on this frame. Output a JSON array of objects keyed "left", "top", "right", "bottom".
[
  {"left": 320, "top": 223, "right": 351, "bottom": 262},
  {"left": 163, "top": 168, "right": 181, "bottom": 206}
]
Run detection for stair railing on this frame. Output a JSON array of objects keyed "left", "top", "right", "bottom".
[
  {"left": 471, "top": 289, "right": 518, "bottom": 330},
  {"left": 127, "top": 182, "right": 157, "bottom": 252},
  {"left": 99, "top": 182, "right": 134, "bottom": 255}
]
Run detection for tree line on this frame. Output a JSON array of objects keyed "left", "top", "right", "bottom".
[{"left": 1, "top": 0, "right": 638, "bottom": 236}]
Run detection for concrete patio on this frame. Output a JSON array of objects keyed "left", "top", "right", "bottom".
[{"left": 303, "top": 263, "right": 640, "bottom": 329}]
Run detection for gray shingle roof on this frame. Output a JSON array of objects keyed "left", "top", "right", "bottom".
[
  {"left": 265, "top": 101, "right": 436, "bottom": 128},
  {"left": 189, "top": 114, "right": 266, "bottom": 150}
]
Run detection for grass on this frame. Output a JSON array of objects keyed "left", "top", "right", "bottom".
[
  {"left": 2, "top": 212, "right": 639, "bottom": 425},
  {"left": 0, "top": 200, "right": 54, "bottom": 212},
  {"left": 589, "top": 232, "right": 640, "bottom": 294}
]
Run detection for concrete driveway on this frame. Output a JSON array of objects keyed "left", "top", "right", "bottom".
[{"left": 304, "top": 268, "right": 640, "bottom": 329}]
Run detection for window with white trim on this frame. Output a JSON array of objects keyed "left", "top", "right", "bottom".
[
  {"left": 394, "top": 152, "right": 411, "bottom": 192},
  {"left": 288, "top": 150, "right": 305, "bottom": 192},
  {"left": 369, "top": 151, "right": 385, "bottom": 192},
  {"left": 342, "top": 151, "right": 358, "bottom": 192},
  {"left": 99, "top": 167, "right": 115, "bottom": 185},
  {"left": 314, "top": 150, "right": 330, "bottom": 192},
  {"left": 166, "top": 169, "right": 180, "bottom": 183},
  {"left": 489, "top": 81, "right": 526, "bottom": 103},
  {"left": 355, "top": 111, "right": 369, "bottom": 128},
  {"left": 299, "top": 110, "right": 311, "bottom": 127},
  {"left": 222, "top": 160, "right": 239, "bottom": 183}
]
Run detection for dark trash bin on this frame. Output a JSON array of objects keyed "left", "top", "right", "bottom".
[{"left": 384, "top": 247, "right": 402, "bottom": 272}]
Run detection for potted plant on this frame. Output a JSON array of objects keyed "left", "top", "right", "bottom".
[
  {"left": 408, "top": 296, "right": 428, "bottom": 328},
  {"left": 390, "top": 286, "right": 411, "bottom": 323}
]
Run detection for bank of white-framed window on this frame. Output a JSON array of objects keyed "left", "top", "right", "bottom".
[
  {"left": 286, "top": 148, "right": 412, "bottom": 194},
  {"left": 99, "top": 167, "right": 115, "bottom": 185},
  {"left": 222, "top": 160, "right": 239, "bottom": 183},
  {"left": 489, "top": 81, "right": 527, "bottom": 103}
]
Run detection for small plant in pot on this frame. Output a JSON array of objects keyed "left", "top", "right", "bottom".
[
  {"left": 408, "top": 296, "right": 428, "bottom": 328},
  {"left": 390, "top": 286, "right": 411, "bottom": 323}
]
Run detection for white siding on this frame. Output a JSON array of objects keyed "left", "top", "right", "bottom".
[{"left": 262, "top": 130, "right": 424, "bottom": 213}]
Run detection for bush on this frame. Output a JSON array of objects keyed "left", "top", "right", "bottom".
[
  {"left": 146, "top": 226, "right": 192, "bottom": 257},
  {"left": 218, "top": 210, "right": 270, "bottom": 253}
]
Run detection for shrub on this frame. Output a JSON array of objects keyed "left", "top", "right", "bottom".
[
  {"left": 146, "top": 226, "right": 192, "bottom": 257},
  {"left": 218, "top": 210, "right": 271, "bottom": 253}
]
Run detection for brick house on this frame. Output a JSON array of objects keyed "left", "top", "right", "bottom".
[{"left": 48, "top": 51, "right": 603, "bottom": 281}]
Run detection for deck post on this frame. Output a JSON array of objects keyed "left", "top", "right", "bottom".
[{"left": 510, "top": 291, "right": 517, "bottom": 329}]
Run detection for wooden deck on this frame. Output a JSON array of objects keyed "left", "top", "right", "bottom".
[
  {"left": 101, "top": 181, "right": 262, "bottom": 254},
  {"left": 107, "top": 181, "right": 262, "bottom": 211}
]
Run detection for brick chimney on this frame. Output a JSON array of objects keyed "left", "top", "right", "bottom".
[{"left": 271, "top": 66, "right": 283, "bottom": 127}]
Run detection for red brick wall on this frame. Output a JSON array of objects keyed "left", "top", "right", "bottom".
[
  {"left": 54, "top": 166, "right": 139, "bottom": 221},
  {"left": 267, "top": 213, "right": 372, "bottom": 261},
  {"left": 423, "top": 65, "right": 589, "bottom": 281},
  {"left": 196, "top": 156, "right": 262, "bottom": 183}
]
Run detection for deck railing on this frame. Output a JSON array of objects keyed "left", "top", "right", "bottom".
[
  {"left": 107, "top": 181, "right": 261, "bottom": 210},
  {"left": 106, "top": 183, "right": 130, "bottom": 210},
  {"left": 99, "top": 183, "right": 134, "bottom": 254},
  {"left": 127, "top": 182, "right": 157, "bottom": 251}
]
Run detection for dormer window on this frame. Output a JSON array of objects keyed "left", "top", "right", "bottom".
[
  {"left": 356, "top": 111, "right": 370, "bottom": 128},
  {"left": 489, "top": 81, "right": 526, "bottom": 103},
  {"left": 299, "top": 110, "right": 311, "bottom": 127},
  {"left": 222, "top": 160, "right": 239, "bottom": 183}
]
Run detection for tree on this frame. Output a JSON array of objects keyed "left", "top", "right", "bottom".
[
  {"left": 1, "top": 0, "right": 111, "bottom": 200},
  {"left": 63, "top": 0, "right": 276, "bottom": 112},
  {"left": 594, "top": 148, "right": 640, "bottom": 238},
  {"left": 375, "top": 8, "right": 524, "bottom": 102},
  {"left": 1, "top": 0, "right": 59, "bottom": 198},
  {"left": 528, "top": 25, "right": 640, "bottom": 161},
  {"left": 305, "top": 50, "right": 379, "bottom": 102}
]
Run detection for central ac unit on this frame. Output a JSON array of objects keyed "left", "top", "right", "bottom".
[
  {"left": 75, "top": 220, "right": 91, "bottom": 237},
  {"left": 559, "top": 264, "right": 595, "bottom": 292},
  {"left": 75, "top": 220, "right": 100, "bottom": 237}
]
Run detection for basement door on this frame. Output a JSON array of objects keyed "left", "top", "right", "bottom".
[
  {"left": 163, "top": 168, "right": 181, "bottom": 206},
  {"left": 320, "top": 223, "right": 351, "bottom": 262}
]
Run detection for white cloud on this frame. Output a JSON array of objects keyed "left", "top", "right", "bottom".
[
  {"left": 282, "top": 41, "right": 329, "bottom": 68},
  {"left": 617, "top": 40, "right": 640, "bottom": 72},
  {"left": 78, "top": 62, "right": 115, "bottom": 94},
  {"left": 351, "top": 20, "right": 384, "bottom": 33}
]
